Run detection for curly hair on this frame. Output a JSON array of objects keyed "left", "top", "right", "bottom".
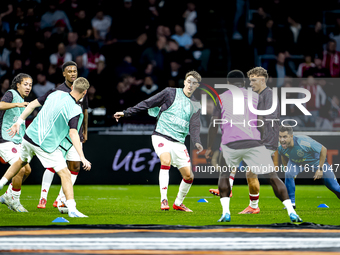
[
  {"left": 247, "top": 67, "right": 269, "bottom": 81},
  {"left": 10, "top": 73, "right": 32, "bottom": 90}
]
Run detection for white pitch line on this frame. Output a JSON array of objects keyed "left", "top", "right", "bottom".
[{"left": 1, "top": 237, "right": 340, "bottom": 250}]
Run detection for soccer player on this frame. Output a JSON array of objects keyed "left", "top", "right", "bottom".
[
  {"left": 0, "top": 77, "right": 91, "bottom": 217},
  {"left": 205, "top": 70, "right": 301, "bottom": 223},
  {"left": 114, "top": 70, "right": 203, "bottom": 212},
  {"left": 0, "top": 73, "right": 32, "bottom": 212},
  {"left": 37, "top": 61, "right": 89, "bottom": 209},
  {"left": 279, "top": 125, "right": 340, "bottom": 207},
  {"left": 208, "top": 67, "right": 281, "bottom": 215}
]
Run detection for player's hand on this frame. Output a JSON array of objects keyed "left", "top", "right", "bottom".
[
  {"left": 81, "top": 157, "right": 91, "bottom": 171},
  {"left": 17, "top": 102, "right": 28, "bottom": 108},
  {"left": 82, "top": 130, "right": 87, "bottom": 143},
  {"left": 8, "top": 123, "right": 20, "bottom": 138},
  {"left": 113, "top": 112, "right": 124, "bottom": 122},
  {"left": 205, "top": 148, "right": 213, "bottom": 164},
  {"left": 195, "top": 143, "right": 203, "bottom": 154},
  {"left": 314, "top": 169, "right": 323, "bottom": 180}
]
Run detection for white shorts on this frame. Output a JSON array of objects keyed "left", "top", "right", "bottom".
[
  {"left": 0, "top": 142, "right": 21, "bottom": 165},
  {"left": 20, "top": 139, "right": 67, "bottom": 172},
  {"left": 151, "top": 135, "right": 191, "bottom": 169},
  {"left": 221, "top": 144, "right": 275, "bottom": 175},
  {"left": 65, "top": 144, "right": 82, "bottom": 162}
]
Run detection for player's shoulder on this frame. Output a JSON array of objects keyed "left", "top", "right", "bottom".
[
  {"left": 1, "top": 90, "right": 14, "bottom": 102},
  {"left": 295, "top": 135, "right": 313, "bottom": 148}
]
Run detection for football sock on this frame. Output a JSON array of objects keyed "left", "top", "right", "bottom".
[
  {"left": 284, "top": 177, "right": 296, "bottom": 204},
  {"left": 66, "top": 199, "right": 76, "bottom": 211},
  {"left": 229, "top": 175, "right": 235, "bottom": 190},
  {"left": 159, "top": 165, "right": 170, "bottom": 201},
  {"left": 283, "top": 199, "right": 296, "bottom": 215},
  {"left": 6, "top": 183, "right": 12, "bottom": 196},
  {"left": 249, "top": 193, "right": 259, "bottom": 209},
  {"left": 174, "top": 179, "right": 193, "bottom": 206},
  {"left": 11, "top": 187, "right": 21, "bottom": 202},
  {"left": 41, "top": 168, "right": 55, "bottom": 200},
  {"left": 0, "top": 177, "right": 8, "bottom": 188},
  {"left": 220, "top": 197, "right": 230, "bottom": 215}
]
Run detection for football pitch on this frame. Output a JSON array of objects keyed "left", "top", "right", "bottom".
[{"left": 1, "top": 184, "right": 339, "bottom": 227}]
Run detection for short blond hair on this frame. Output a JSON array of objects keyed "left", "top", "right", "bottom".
[
  {"left": 73, "top": 77, "right": 90, "bottom": 93},
  {"left": 185, "top": 70, "right": 202, "bottom": 82},
  {"left": 247, "top": 67, "right": 268, "bottom": 81}
]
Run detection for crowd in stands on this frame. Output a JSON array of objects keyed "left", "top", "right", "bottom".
[{"left": 0, "top": 0, "right": 339, "bottom": 129}]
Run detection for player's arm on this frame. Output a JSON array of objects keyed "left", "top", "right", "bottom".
[
  {"left": 314, "top": 145, "right": 327, "bottom": 180},
  {"left": 114, "top": 88, "right": 171, "bottom": 121},
  {"left": 206, "top": 100, "right": 221, "bottom": 164},
  {"left": 82, "top": 93, "right": 89, "bottom": 143},
  {"left": 0, "top": 91, "right": 28, "bottom": 110},
  {"left": 8, "top": 99, "right": 42, "bottom": 137},
  {"left": 281, "top": 155, "right": 288, "bottom": 167},
  {"left": 68, "top": 116, "right": 91, "bottom": 170},
  {"left": 189, "top": 111, "right": 203, "bottom": 154}
]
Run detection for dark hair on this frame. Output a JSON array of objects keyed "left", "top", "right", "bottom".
[
  {"left": 227, "top": 70, "right": 245, "bottom": 87},
  {"left": 62, "top": 61, "right": 77, "bottom": 72},
  {"left": 279, "top": 125, "right": 293, "bottom": 134},
  {"left": 10, "top": 73, "right": 32, "bottom": 90}
]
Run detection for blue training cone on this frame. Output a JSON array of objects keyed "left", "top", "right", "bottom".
[
  {"left": 197, "top": 198, "right": 208, "bottom": 203},
  {"left": 52, "top": 217, "right": 69, "bottom": 223},
  {"left": 317, "top": 204, "right": 329, "bottom": 208}
]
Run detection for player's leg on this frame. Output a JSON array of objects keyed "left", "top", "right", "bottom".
[
  {"left": 0, "top": 158, "right": 27, "bottom": 190},
  {"left": 245, "top": 146, "right": 302, "bottom": 222},
  {"left": 9, "top": 164, "right": 31, "bottom": 212},
  {"left": 218, "top": 144, "right": 243, "bottom": 222},
  {"left": 284, "top": 160, "right": 301, "bottom": 207},
  {"left": 174, "top": 165, "right": 193, "bottom": 212},
  {"left": 37, "top": 168, "right": 55, "bottom": 208},
  {"left": 209, "top": 151, "right": 235, "bottom": 197},
  {"left": 55, "top": 161, "right": 80, "bottom": 207},
  {"left": 239, "top": 170, "right": 260, "bottom": 214},
  {"left": 151, "top": 135, "right": 171, "bottom": 210},
  {"left": 54, "top": 146, "right": 82, "bottom": 207},
  {"left": 321, "top": 162, "right": 340, "bottom": 199}
]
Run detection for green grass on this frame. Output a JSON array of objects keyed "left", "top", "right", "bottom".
[{"left": 0, "top": 185, "right": 339, "bottom": 226}]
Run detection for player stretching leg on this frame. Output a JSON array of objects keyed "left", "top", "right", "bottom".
[
  {"left": 279, "top": 125, "right": 340, "bottom": 207},
  {"left": 205, "top": 70, "right": 301, "bottom": 223},
  {"left": 0, "top": 78, "right": 91, "bottom": 217},
  {"left": 0, "top": 74, "right": 32, "bottom": 212},
  {"left": 37, "top": 61, "right": 89, "bottom": 209},
  {"left": 115, "top": 71, "right": 203, "bottom": 212}
]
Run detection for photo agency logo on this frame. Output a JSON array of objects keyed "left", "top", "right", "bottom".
[{"left": 200, "top": 84, "right": 312, "bottom": 127}]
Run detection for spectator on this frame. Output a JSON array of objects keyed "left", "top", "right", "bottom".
[
  {"left": 0, "top": 76, "right": 10, "bottom": 99},
  {"left": 140, "top": 76, "right": 159, "bottom": 100},
  {"left": 300, "top": 76, "right": 327, "bottom": 127},
  {"left": 115, "top": 56, "right": 137, "bottom": 77},
  {"left": 0, "top": 34, "right": 10, "bottom": 79},
  {"left": 329, "top": 16, "right": 340, "bottom": 52},
  {"left": 49, "top": 42, "right": 72, "bottom": 69},
  {"left": 49, "top": 19, "right": 69, "bottom": 51},
  {"left": 297, "top": 54, "right": 315, "bottom": 78},
  {"left": 10, "top": 37, "right": 30, "bottom": 68},
  {"left": 248, "top": 6, "right": 270, "bottom": 31},
  {"left": 32, "top": 72, "right": 55, "bottom": 97},
  {"left": 87, "top": 60, "right": 107, "bottom": 95},
  {"left": 40, "top": 1, "right": 72, "bottom": 32},
  {"left": 183, "top": 2, "right": 197, "bottom": 37},
  {"left": 145, "top": 0, "right": 161, "bottom": 31},
  {"left": 140, "top": 35, "right": 166, "bottom": 72},
  {"left": 87, "top": 85, "right": 104, "bottom": 109},
  {"left": 71, "top": 9, "right": 93, "bottom": 46},
  {"left": 188, "top": 34, "right": 210, "bottom": 74},
  {"left": 305, "top": 55, "right": 331, "bottom": 78},
  {"left": 9, "top": 59, "right": 24, "bottom": 80},
  {"left": 232, "top": 0, "right": 245, "bottom": 40},
  {"left": 84, "top": 42, "right": 105, "bottom": 72},
  {"left": 166, "top": 61, "right": 184, "bottom": 88},
  {"left": 0, "top": 0, "right": 13, "bottom": 34},
  {"left": 254, "top": 17, "right": 278, "bottom": 55},
  {"left": 268, "top": 52, "right": 296, "bottom": 88},
  {"left": 75, "top": 55, "right": 89, "bottom": 79},
  {"left": 91, "top": 8, "right": 112, "bottom": 43},
  {"left": 171, "top": 24, "right": 192, "bottom": 49},
  {"left": 66, "top": 32, "right": 87, "bottom": 63},
  {"left": 322, "top": 39, "right": 340, "bottom": 77},
  {"left": 280, "top": 14, "right": 309, "bottom": 56},
  {"left": 310, "top": 21, "right": 329, "bottom": 58}
]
